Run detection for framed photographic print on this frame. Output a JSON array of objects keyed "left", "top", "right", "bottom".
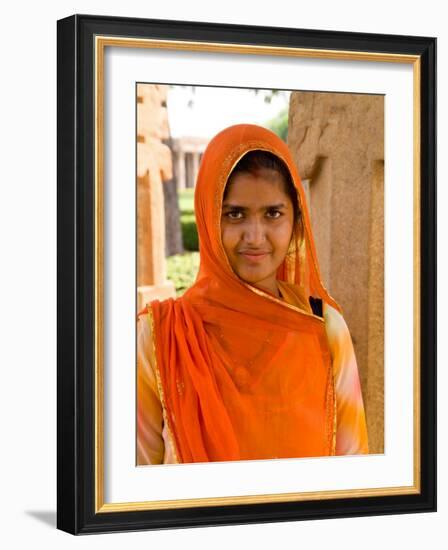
[{"left": 57, "top": 14, "right": 436, "bottom": 534}]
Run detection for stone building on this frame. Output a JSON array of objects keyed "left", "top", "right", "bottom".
[
  {"left": 171, "top": 136, "right": 208, "bottom": 189},
  {"left": 288, "top": 91, "right": 384, "bottom": 454}
]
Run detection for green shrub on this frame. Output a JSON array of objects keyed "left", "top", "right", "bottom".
[
  {"left": 182, "top": 220, "right": 199, "bottom": 251},
  {"left": 178, "top": 188, "right": 195, "bottom": 213},
  {"left": 166, "top": 189, "right": 200, "bottom": 296},
  {"left": 167, "top": 252, "right": 200, "bottom": 296},
  {"left": 178, "top": 189, "right": 199, "bottom": 251}
]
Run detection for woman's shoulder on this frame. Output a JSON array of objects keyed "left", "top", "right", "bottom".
[
  {"left": 137, "top": 295, "right": 181, "bottom": 355},
  {"left": 137, "top": 295, "right": 179, "bottom": 323},
  {"left": 323, "top": 302, "right": 347, "bottom": 328},
  {"left": 323, "top": 302, "right": 352, "bottom": 350},
  {"left": 137, "top": 306, "right": 157, "bottom": 367}
]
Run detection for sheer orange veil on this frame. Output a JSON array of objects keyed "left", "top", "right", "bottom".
[{"left": 141, "top": 124, "right": 340, "bottom": 463}]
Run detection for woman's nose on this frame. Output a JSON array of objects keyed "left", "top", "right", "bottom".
[{"left": 243, "top": 219, "right": 266, "bottom": 245}]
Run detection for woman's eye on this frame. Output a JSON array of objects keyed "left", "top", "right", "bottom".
[
  {"left": 267, "top": 209, "right": 282, "bottom": 219},
  {"left": 223, "top": 209, "right": 282, "bottom": 220},
  {"left": 225, "top": 211, "right": 243, "bottom": 220}
]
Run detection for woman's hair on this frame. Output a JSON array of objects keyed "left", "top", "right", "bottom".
[{"left": 224, "top": 150, "right": 303, "bottom": 245}]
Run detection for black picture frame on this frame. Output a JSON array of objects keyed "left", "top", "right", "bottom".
[{"left": 57, "top": 14, "right": 436, "bottom": 535}]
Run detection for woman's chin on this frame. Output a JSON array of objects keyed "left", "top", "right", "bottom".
[
  {"left": 237, "top": 267, "right": 265, "bottom": 282},
  {"left": 237, "top": 269, "right": 275, "bottom": 289}
]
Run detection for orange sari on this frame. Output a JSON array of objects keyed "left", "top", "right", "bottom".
[{"left": 140, "top": 124, "right": 350, "bottom": 463}]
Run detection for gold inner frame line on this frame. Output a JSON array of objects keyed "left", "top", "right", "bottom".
[{"left": 94, "top": 34, "right": 421, "bottom": 513}]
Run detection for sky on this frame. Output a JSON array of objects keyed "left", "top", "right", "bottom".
[{"left": 167, "top": 85, "right": 290, "bottom": 139}]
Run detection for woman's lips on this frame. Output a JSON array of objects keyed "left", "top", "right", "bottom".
[{"left": 239, "top": 251, "right": 270, "bottom": 263}]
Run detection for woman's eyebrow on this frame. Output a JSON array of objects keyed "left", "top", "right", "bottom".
[{"left": 222, "top": 202, "right": 287, "bottom": 210}]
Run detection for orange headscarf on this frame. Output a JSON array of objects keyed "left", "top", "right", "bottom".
[{"left": 141, "top": 124, "right": 340, "bottom": 463}]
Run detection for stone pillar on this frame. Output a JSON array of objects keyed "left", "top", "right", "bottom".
[
  {"left": 176, "top": 150, "right": 186, "bottom": 190},
  {"left": 366, "top": 160, "right": 384, "bottom": 453},
  {"left": 136, "top": 84, "right": 176, "bottom": 310},
  {"left": 288, "top": 91, "right": 384, "bottom": 453},
  {"left": 185, "top": 153, "right": 192, "bottom": 188},
  {"left": 192, "top": 151, "right": 200, "bottom": 187}
]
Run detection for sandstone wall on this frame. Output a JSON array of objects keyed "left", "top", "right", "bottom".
[{"left": 288, "top": 91, "right": 384, "bottom": 453}]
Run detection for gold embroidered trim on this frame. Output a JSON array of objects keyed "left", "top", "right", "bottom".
[
  {"left": 243, "top": 281, "right": 324, "bottom": 323},
  {"left": 332, "top": 383, "right": 338, "bottom": 455},
  {"left": 323, "top": 345, "right": 335, "bottom": 456},
  {"left": 146, "top": 305, "right": 180, "bottom": 464},
  {"left": 322, "top": 302, "right": 337, "bottom": 455},
  {"left": 327, "top": 346, "right": 337, "bottom": 456}
]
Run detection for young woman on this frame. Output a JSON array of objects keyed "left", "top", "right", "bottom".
[{"left": 137, "top": 123, "right": 368, "bottom": 465}]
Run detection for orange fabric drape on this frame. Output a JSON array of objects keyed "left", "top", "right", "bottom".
[{"left": 140, "top": 124, "right": 341, "bottom": 463}]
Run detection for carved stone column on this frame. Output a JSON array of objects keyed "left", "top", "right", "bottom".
[{"left": 136, "top": 84, "right": 176, "bottom": 310}]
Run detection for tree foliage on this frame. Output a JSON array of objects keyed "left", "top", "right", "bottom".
[{"left": 265, "top": 107, "right": 289, "bottom": 142}]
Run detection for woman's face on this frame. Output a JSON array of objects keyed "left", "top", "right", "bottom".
[{"left": 221, "top": 168, "right": 295, "bottom": 297}]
